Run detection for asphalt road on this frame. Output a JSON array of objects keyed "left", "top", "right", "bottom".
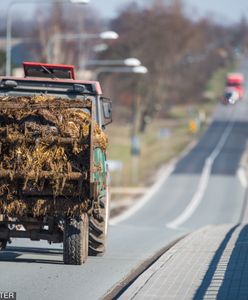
[{"left": 1, "top": 77, "right": 248, "bottom": 300}]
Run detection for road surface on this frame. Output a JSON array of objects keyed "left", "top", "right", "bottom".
[{"left": 1, "top": 72, "right": 248, "bottom": 300}]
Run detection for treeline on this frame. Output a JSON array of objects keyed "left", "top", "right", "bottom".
[
  {"left": 0, "top": 3, "right": 102, "bottom": 67},
  {"left": 98, "top": 0, "right": 248, "bottom": 125}
]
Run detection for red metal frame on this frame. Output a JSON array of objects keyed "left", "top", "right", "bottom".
[
  {"left": 2, "top": 62, "right": 103, "bottom": 95},
  {"left": 23, "top": 62, "right": 76, "bottom": 80},
  {"left": 0, "top": 76, "right": 103, "bottom": 95}
]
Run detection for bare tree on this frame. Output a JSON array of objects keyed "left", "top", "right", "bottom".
[
  {"left": 29, "top": 3, "right": 102, "bottom": 67},
  {"left": 98, "top": 0, "right": 236, "bottom": 129}
]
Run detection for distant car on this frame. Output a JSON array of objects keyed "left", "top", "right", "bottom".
[{"left": 222, "top": 87, "right": 239, "bottom": 105}]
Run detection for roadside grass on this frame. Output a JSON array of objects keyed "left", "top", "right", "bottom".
[
  {"left": 205, "top": 63, "right": 235, "bottom": 100},
  {"left": 107, "top": 63, "right": 234, "bottom": 188},
  {"left": 106, "top": 102, "right": 211, "bottom": 187}
]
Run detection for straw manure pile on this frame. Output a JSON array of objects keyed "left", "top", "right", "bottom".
[{"left": 0, "top": 95, "right": 108, "bottom": 217}]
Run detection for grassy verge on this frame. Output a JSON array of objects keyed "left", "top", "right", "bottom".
[
  {"left": 205, "top": 63, "right": 235, "bottom": 100},
  {"left": 107, "top": 63, "right": 234, "bottom": 188},
  {"left": 106, "top": 103, "right": 208, "bottom": 187}
]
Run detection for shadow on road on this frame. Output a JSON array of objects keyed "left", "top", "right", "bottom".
[
  {"left": 217, "top": 224, "right": 248, "bottom": 299},
  {"left": 193, "top": 225, "right": 237, "bottom": 299},
  {"left": 193, "top": 225, "right": 248, "bottom": 299},
  {"left": 0, "top": 246, "right": 63, "bottom": 265}
]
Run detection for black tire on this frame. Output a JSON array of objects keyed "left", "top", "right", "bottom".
[
  {"left": 89, "top": 187, "right": 110, "bottom": 256},
  {"left": 0, "top": 224, "right": 7, "bottom": 251},
  {"left": 63, "top": 213, "right": 89, "bottom": 265},
  {"left": 0, "top": 239, "right": 7, "bottom": 251}
]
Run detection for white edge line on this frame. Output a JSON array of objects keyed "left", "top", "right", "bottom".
[
  {"left": 237, "top": 167, "right": 248, "bottom": 188},
  {"left": 167, "top": 121, "right": 234, "bottom": 229},
  {"left": 110, "top": 139, "right": 198, "bottom": 226},
  {"left": 109, "top": 164, "right": 175, "bottom": 225}
]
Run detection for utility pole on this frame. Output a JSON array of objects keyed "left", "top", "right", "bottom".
[{"left": 130, "top": 82, "right": 142, "bottom": 185}]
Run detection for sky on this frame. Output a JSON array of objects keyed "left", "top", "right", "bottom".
[
  {"left": 92, "top": 0, "right": 248, "bottom": 23},
  {"left": 185, "top": 0, "right": 248, "bottom": 23},
  {"left": 1, "top": 0, "right": 248, "bottom": 23}
]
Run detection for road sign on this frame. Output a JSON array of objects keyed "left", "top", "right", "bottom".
[
  {"left": 189, "top": 119, "right": 197, "bottom": 134},
  {"left": 131, "top": 135, "right": 140, "bottom": 156}
]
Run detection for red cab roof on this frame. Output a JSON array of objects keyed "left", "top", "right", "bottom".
[
  {"left": 227, "top": 73, "right": 244, "bottom": 83},
  {"left": 23, "top": 62, "right": 76, "bottom": 80}
]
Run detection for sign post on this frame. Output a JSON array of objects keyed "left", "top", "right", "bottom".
[{"left": 131, "top": 135, "right": 140, "bottom": 184}]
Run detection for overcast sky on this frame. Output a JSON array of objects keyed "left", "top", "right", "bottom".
[{"left": 1, "top": 0, "right": 248, "bottom": 23}]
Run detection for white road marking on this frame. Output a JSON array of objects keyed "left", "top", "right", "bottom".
[
  {"left": 167, "top": 121, "right": 234, "bottom": 229},
  {"left": 110, "top": 163, "right": 175, "bottom": 225},
  {"left": 110, "top": 138, "right": 198, "bottom": 225},
  {"left": 237, "top": 167, "right": 248, "bottom": 188}
]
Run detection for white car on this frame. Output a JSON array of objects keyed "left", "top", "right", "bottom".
[{"left": 223, "top": 87, "right": 239, "bottom": 105}]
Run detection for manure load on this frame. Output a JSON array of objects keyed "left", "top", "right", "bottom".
[
  {"left": 0, "top": 95, "right": 107, "bottom": 217},
  {"left": 0, "top": 62, "right": 112, "bottom": 264}
]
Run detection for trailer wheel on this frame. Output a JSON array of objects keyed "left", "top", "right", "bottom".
[
  {"left": 0, "top": 239, "right": 7, "bottom": 251},
  {"left": 0, "top": 224, "right": 7, "bottom": 251},
  {"left": 89, "top": 187, "right": 110, "bottom": 256},
  {"left": 63, "top": 213, "right": 89, "bottom": 265}
]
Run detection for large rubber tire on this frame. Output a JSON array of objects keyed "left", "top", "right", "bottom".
[
  {"left": 89, "top": 188, "right": 110, "bottom": 256},
  {"left": 0, "top": 240, "right": 7, "bottom": 251},
  {"left": 63, "top": 214, "right": 89, "bottom": 265},
  {"left": 0, "top": 224, "right": 7, "bottom": 251}
]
